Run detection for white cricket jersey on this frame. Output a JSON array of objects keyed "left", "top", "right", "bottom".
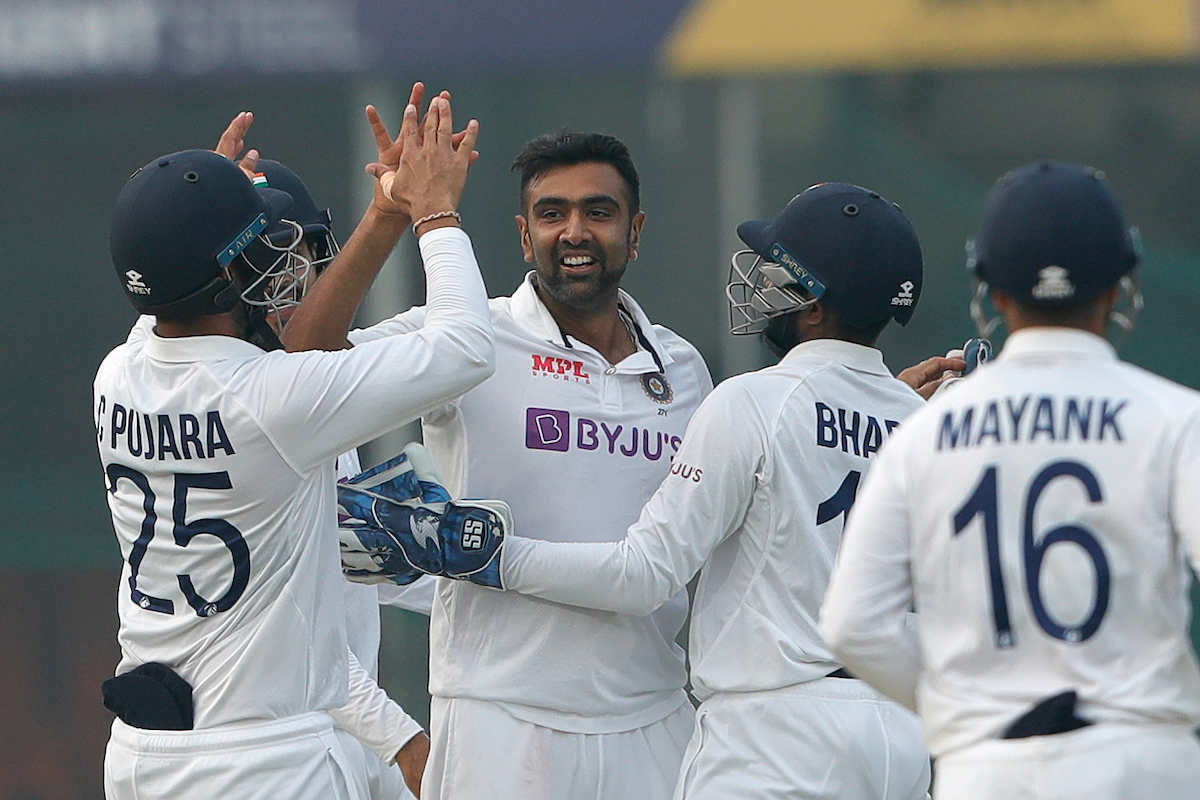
[
  {"left": 503, "top": 339, "right": 924, "bottom": 699},
  {"left": 350, "top": 273, "right": 712, "bottom": 732},
  {"left": 94, "top": 227, "right": 493, "bottom": 729},
  {"left": 822, "top": 327, "right": 1200, "bottom": 757},
  {"left": 332, "top": 449, "right": 425, "bottom": 767}
]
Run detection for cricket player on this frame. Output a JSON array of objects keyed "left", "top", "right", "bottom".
[
  {"left": 822, "top": 161, "right": 1200, "bottom": 800},
  {"left": 424, "top": 183, "right": 941, "bottom": 799},
  {"left": 285, "top": 131, "right": 713, "bottom": 800},
  {"left": 220, "top": 137, "right": 437, "bottom": 797},
  {"left": 96, "top": 94, "right": 486, "bottom": 800}
]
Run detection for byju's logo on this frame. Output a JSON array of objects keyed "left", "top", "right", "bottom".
[
  {"left": 527, "top": 408, "right": 571, "bottom": 451},
  {"left": 891, "top": 280, "right": 915, "bottom": 306},
  {"left": 526, "top": 407, "right": 684, "bottom": 460},
  {"left": 125, "top": 270, "right": 151, "bottom": 295}
]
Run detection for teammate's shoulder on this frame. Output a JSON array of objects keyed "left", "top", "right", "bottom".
[
  {"left": 488, "top": 294, "right": 517, "bottom": 320},
  {"left": 648, "top": 322, "right": 707, "bottom": 367}
]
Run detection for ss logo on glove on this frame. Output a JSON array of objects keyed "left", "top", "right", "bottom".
[{"left": 462, "top": 519, "right": 485, "bottom": 551}]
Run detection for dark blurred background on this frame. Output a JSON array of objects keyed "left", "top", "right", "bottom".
[{"left": 4, "top": 0, "right": 1200, "bottom": 796}]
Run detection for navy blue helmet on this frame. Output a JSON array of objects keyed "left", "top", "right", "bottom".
[
  {"left": 728, "top": 183, "right": 923, "bottom": 338},
  {"left": 110, "top": 149, "right": 292, "bottom": 317}
]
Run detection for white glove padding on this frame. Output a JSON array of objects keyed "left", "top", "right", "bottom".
[
  {"left": 438, "top": 498, "right": 511, "bottom": 589},
  {"left": 932, "top": 337, "right": 993, "bottom": 397},
  {"left": 337, "top": 443, "right": 511, "bottom": 588}
]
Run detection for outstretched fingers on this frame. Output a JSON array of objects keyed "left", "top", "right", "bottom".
[{"left": 214, "top": 111, "right": 253, "bottom": 160}]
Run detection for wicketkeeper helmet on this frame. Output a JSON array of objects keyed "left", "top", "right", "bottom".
[{"left": 240, "top": 159, "right": 340, "bottom": 314}]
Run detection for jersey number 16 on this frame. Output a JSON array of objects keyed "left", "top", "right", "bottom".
[{"left": 953, "top": 460, "right": 1111, "bottom": 648}]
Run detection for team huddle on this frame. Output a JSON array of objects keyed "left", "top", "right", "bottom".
[{"left": 94, "top": 84, "right": 1200, "bottom": 800}]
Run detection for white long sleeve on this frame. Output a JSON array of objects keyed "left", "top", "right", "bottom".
[
  {"left": 820, "top": 440, "right": 921, "bottom": 710},
  {"left": 328, "top": 650, "right": 424, "bottom": 765}
]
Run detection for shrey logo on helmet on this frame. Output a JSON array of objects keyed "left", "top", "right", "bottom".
[
  {"left": 891, "top": 281, "right": 915, "bottom": 307},
  {"left": 125, "top": 270, "right": 151, "bottom": 296},
  {"left": 1030, "top": 266, "right": 1075, "bottom": 301}
]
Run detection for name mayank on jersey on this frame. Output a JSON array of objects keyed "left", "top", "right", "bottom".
[{"left": 937, "top": 394, "right": 1127, "bottom": 451}]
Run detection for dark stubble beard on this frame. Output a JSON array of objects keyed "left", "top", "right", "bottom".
[{"left": 534, "top": 239, "right": 631, "bottom": 313}]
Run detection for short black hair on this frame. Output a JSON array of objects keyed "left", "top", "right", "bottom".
[{"left": 511, "top": 130, "right": 640, "bottom": 213}]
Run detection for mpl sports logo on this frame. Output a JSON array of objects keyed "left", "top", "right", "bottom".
[
  {"left": 531, "top": 354, "right": 590, "bottom": 384},
  {"left": 526, "top": 407, "right": 682, "bottom": 462}
]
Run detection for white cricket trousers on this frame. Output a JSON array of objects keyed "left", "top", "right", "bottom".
[
  {"left": 674, "top": 678, "right": 931, "bottom": 800},
  {"left": 335, "top": 727, "right": 414, "bottom": 800},
  {"left": 104, "top": 711, "right": 369, "bottom": 800},
  {"left": 423, "top": 695, "right": 695, "bottom": 800},
  {"left": 933, "top": 721, "right": 1200, "bottom": 800}
]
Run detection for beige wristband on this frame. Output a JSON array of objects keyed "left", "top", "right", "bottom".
[{"left": 412, "top": 210, "right": 462, "bottom": 233}]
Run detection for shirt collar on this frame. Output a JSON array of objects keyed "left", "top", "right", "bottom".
[
  {"left": 142, "top": 327, "right": 265, "bottom": 363},
  {"left": 509, "top": 271, "right": 674, "bottom": 371},
  {"left": 780, "top": 337, "right": 893, "bottom": 376},
  {"left": 998, "top": 327, "right": 1118, "bottom": 362}
]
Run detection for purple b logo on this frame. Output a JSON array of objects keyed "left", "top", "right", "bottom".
[{"left": 526, "top": 408, "right": 570, "bottom": 451}]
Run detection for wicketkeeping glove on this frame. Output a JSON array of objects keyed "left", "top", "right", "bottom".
[
  {"left": 932, "top": 337, "right": 993, "bottom": 397},
  {"left": 337, "top": 443, "right": 511, "bottom": 589},
  {"left": 337, "top": 443, "right": 446, "bottom": 584}
]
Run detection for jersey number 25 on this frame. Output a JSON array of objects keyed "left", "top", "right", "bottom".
[{"left": 106, "top": 464, "right": 250, "bottom": 618}]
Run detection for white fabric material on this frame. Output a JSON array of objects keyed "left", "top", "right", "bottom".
[
  {"left": 336, "top": 449, "right": 387, "bottom": 673},
  {"left": 933, "top": 722, "right": 1200, "bottom": 800},
  {"left": 329, "top": 449, "right": 424, "bottom": 784},
  {"left": 333, "top": 728, "right": 413, "bottom": 800},
  {"left": 503, "top": 338, "right": 925, "bottom": 700},
  {"left": 376, "top": 577, "right": 436, "bottom": 614},
  {"left": 673, "top": 679, "right": 929, "bottom": 800},
  {"left": 94, "top": 225, "right": 491, "bottom": 735},
  {"left": 104, "top": 712, "right": 368, "bottom": 800},
  {"left": 351, "top": 272, "right": 713, "bottom": 733},
  {"left": 422, "top": 696, "right": 694, "bottom": 800},
  {"left": 823, "top": 327, "right": 1200, "bottom": 759},
  {"left": 328, "top": 651, "right": 423, "bottom": 765}
]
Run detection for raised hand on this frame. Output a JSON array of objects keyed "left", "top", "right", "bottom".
[
  {"left": 362, "top": 82, "right": 429, "bottom": 220},
  {"left": 213, "top": 111, "right": 259, "bottom": 177},
  {"left": 367, "top": 93, "right": 480, "bottom": 225}
]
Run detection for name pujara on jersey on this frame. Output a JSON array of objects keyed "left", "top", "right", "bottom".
[{"left": 97, "top": 395, "right": 236, "bottom": 460}]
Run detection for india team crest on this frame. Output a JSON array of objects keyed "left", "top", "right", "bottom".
[{"left": 641, "top": 372, "right": 673, "bottom": 404}]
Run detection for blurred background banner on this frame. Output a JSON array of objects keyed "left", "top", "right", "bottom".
[
  {"left": 0, "top": 0, "right": 1193, "bottom": 82},
  {"left": 667, "top": 0, "right": 1196, "bottom": 72},
  {"left": 3, "top": 2, "right": 1200, "bottom": 799},
  {"left": 0, "top": 0, "right": 693, "bottom": 80}
]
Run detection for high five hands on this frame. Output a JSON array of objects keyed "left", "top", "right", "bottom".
[{"left": 364, "top": 83, "right": 480, "bottom": 227}]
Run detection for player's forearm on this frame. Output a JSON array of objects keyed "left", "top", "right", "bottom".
[
  {"left": 328, "top": 650, "right": 425, "bottom": 764},
  {"left": 502, "top": 534, "right": 685, "bottom": 616},
  {"left": 282, "top": 204, "right": 409, "bottom": 352},
  {"left": 395, "top": 731, "right": 430, "bottom": 798},
  {"left": 822, "top": 609, "right": 921, "bottom": 710},
  {"left": 416, "top": 226, "right": 493, "bottom": 365}
]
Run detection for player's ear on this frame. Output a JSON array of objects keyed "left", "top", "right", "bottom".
[
  {"left": 516, "top": 215, "right": 534, "bottom": 263},
  {"left": 629, "top": 211, "right": 645, "bottom": 260}
]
